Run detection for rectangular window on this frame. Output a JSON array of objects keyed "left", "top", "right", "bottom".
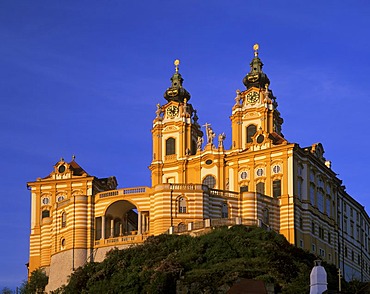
[
  {"left": 221, "top": 203, "right": 229, "bottom": 219},
  {"left": 273, "top": 180, "right": 281, "bottom": 197},
  {"left": 42, "top": 210, "right": 50, "bottom": 218},
  {"left": 317, "top": 190, "right": 324, "bottom": 213},
  {"left": 319, "top": 248, "right": 325, "bottom": 257},
  {"left": 319, "top": 227, "right": 324, "bottom": 239},
  {"left": 256, "top": 182, "right": 265, "bottom": 195},
  {"left": 299, "top": 239, "right": 303, "bottom": 248},
  {"left": 310, "top": 184, "right": 315, "bottom": 206},
  {"left": 326, "top": 197, "right": 331, "bottom": 216},
  {"left": 297, "top": 179, "right": 302, "bottom": 200},
  {"left": 328, "top": 232, "right": 331, "bottom": 244},
  {"left": 240, "top": 186, "right": 248, "bottom": 193},
  {"left": 165, "top": 137, "right": 176, "bottom": 155},
  {"left": 312, "top": 222, "right": 315, "bottom": 235}
]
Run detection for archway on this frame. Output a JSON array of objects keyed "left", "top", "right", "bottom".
[{"left": 96, "top": 200, "right": 139, "bottom": 239}]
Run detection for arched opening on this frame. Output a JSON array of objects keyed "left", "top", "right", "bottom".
[
  {"left": 99, "top": 200, "right": 139, "bottom": 239},
  {"left": 246, "top": 124, "right": 257, "bottom": 143}
]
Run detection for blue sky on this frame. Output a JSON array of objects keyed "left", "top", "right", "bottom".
[{"left": 1, "top": 0, "right": 370, "bottom": 289}]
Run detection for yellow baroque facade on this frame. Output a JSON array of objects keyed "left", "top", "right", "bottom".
[{"left": 28, "top": 46, "right": 370, "bottom": 291}]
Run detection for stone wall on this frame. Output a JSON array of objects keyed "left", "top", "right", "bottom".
[{"left": 45, "top": 248, "right": 87, "bottom": 293}]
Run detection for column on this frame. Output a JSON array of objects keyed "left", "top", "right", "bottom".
[
  {"left": 138, "top": 211, "right": 142, "bottom": 235},
  {"left": 119, "top": 224, "right": 123, "bottom": 236},
  {"left": 146, "top": 214, "right": 149, "bottom": 232},
  {"left": 101, "top": 216, "right": 105, "bottom": 239},
  {"left": 110, "top": 219, "right": 114, "bottom": 237}
]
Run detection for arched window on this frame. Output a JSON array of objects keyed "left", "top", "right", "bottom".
[
  {"left": 221, "top": 203, "right": 229, "bottom": 218},
  {"left": 42, "top": 210, "right": 50, "bottom": 218},
  {"left": 61, "top": 212, "right": 66, "bottom": 228},
  {"left": 203, "top": 175, "right": 216, "bottom": 189},
  {"left": 166, "top": 138, "right": 176, "bottom": 155},
  {"left": 60, "top": 238, "right": 66, "bottom": 250},
  {"left": 256, "top": 182, "right": 265, "bottom": 195},
  {"left": 179, "top": 197, "right": 187, "bottom": 213},
  {"left": 246, "top": 124, "right": 257, "bottom": 143}
]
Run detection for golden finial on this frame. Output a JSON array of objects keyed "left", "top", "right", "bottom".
[
  {"left": 253, "top": 43, "right": 259, "bottom": 57},
  {"left": 174, "top": 59, "right": 180, "bottom": 73}
]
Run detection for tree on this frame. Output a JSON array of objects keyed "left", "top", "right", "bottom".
[
  {"left": 20, "top": 268, "right": 48, "bottom": 294},
  {"left": 1, "top": 287, "right": 13, "bottom": 294}
]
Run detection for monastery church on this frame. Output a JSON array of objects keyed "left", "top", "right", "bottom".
[{"left": 27, "top": 45, "right": 370, "bottom": 291}]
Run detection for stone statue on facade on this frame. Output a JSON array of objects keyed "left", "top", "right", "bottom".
[
  {"left": 218, "top": 132, "right": 226, "bottom": 148},
  {"left": 234, "top": 89, "right": 242, "bottom": 106},
  {"left": 263, "top": 84, "right": 272, "bottom": 104},
  {"left": 203, "top": 123, "right": 215, "bottom": 145},
  {"left": 197, "top": 136, "right": 203, "bottom": 151},
  {"left": 155, "top": 103, "right": 163, "bottom": 118}
]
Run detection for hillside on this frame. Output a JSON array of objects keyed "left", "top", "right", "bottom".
[{"left": 42, "top": 226, "right": 353, "bottom": 293}]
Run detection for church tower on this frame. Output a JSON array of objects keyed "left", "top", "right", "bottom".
[
  {"left": 231, "top": 44, "right": 284, "bottom": 151},
  {"left": 150, "top": 60, "right": 203, "bottom": 186}
]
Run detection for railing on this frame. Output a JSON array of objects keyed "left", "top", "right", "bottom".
[
  {"left": 155, "top": 183, "right": 205, "bottom": 191},
  {"left": 123, "top": 187, "right": 146, "bottom": 194},
  {"left": 99, "top": 191, "right": 119, "bottom": 198},
  {"left": 169, "top": 218, "right": 261, "bottom": 235},
  {"left": 98, "top": 187, "right": 147, "bottom": 199},
  {"left": 209, "top": 188, "right": 239, "bottom": 199},
  {"left": 94, "top": 234, "right": 148, "bottom": 247}
]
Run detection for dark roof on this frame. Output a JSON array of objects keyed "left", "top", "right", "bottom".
[
  {"left": 68, "top": 160, "right": 89, "bottom": 176},
  {"left": 269, "top": 132, "right": 286, "bottom": 145}
]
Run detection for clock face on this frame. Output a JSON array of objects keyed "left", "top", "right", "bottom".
[
  {"left": 166, "top": 105, "right": 179, "bottom": 118},
  {"left": 246, "top": 91, "right": 259, "bottom": 103}
]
